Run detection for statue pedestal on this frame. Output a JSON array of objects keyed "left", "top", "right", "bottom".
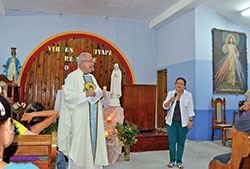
[
  {"left": 109, "top": 98, "right": 120, "bottom": 107},
  {"left": 103, "top": 107, "right": 124, "bottom": 164}
]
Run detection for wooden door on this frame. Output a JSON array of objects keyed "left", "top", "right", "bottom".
[{"left": 157, "top": 69, "right": 167, "bottom": 128}]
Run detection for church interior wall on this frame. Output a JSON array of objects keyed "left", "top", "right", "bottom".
[
  {"left": 0, "top": 11, "right": 157, "bottom": 85},
  {"left": 193, "top": 6, "right": 250, "bottom": 140},
  {"left": 155, "top": 6, "right": 250, "bottom": 140},
  {"left": 1, "top": 5, "right": 250, "bottom": 141}
]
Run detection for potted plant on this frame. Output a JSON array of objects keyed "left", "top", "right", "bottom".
[{"left": 115, "top": 120, "right": 139, "bottom": 161}]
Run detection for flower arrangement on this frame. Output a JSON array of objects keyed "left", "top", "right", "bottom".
[
  {"left": 13, "top": 102, "right": 26, "bottom": 120},
  {"left": 115, "top": 120, "right": 139, "bottom": 146},
  {"left": 115, "top": 120, "right": 139, "bottom": 161}
]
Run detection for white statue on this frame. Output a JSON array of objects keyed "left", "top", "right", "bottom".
[{"left": 109, "top": 63, "right": 122, "bottom": 107}]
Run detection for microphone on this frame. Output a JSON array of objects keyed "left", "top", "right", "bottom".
[{"left": 170, "top": 92, "right": 177, "bottom": 109}]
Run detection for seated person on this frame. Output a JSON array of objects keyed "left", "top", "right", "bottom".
[
  {"left": 12, "top": 101, "right": 58, "bottom": 135},
  {"left": 21, "top": 101, "right": 58, "bottom": 135},
  {"left": 0, "top": 95, "right": 39, "bottom": 169},
  {"left": 212, "top": 102, "right": 250, "bottom": 164},
  {"left": 12, "top": 119, "right": 35, "bottom": 135},
  {"left": 239, "top": 90, "right": 250, "bottom": 115},
  {"left": 12, "top": 101, "right": 65, "bottom": 169}
]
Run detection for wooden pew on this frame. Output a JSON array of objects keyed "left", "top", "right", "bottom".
[
  {"left": 209, "top": 132, "right": 250, "bottom": 169},
  {"left": 10, "top": 131, "right": 57, "bottom": 169}
]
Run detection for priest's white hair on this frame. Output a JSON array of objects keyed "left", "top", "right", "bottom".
[{"left": 77, "top": 52, "right": 92, "bottom": 68}]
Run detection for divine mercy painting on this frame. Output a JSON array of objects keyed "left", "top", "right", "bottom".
[{"left": 212, "top": 28, "right": 247, "bottom": 94}]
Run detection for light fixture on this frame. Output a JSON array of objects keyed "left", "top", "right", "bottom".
[{"left": 241, "top": 7, "right": 250, "bottom": 16}]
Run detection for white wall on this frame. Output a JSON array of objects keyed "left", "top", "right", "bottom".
[
  {"left": 156, "top": 10, "right": 195, "bottom": 67},
  {"left": 0, "top": 11, "right": 157, "bottom": 84},
  {"left": 156, "top": 10, "right": 196, "bottom": 98}
]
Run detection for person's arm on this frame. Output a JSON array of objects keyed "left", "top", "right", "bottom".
[
  {"left": 25, "top": 130, "right": 37, "bottom": 135},
  {"left": 187, "top": 117, "right": 193, "bottom": 130},
  {"left": 21, "top": 110, "right": 59, "bottom": 134},
  {"left": 239, "top": 105, "right": 244, "bottom": 111},
  {"left": 227, "top": 126, "right": 237, "bottom": 139},
  {"left": 162, "top": 91, "right": 175, "bottom": 109},
  {"left": 187, "top": 92, "right": 195, "bottom": 117},
  {"left": 240, "top": 102, "right": 250, "bottom": 112},
  {"left": 187, "top": 92, "right": 194, "bottom": 129},
  {"left": 228, "top": 114, "right": 249, "bottom": 139},
  {"left": 163, "top": 98, "right": 175, "bottom": 109}
]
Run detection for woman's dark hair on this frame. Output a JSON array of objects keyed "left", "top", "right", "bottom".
[
  {"left": 0, "top": 96, "right": 11, "bottom": 126},
  {"left": 23, "top": 101, "right": 46, "bottom": 128},
  {"left": 175, "top": 77, "right": 186, "bottom": 86}
]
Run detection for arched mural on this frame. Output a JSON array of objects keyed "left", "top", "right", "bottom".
[{"left": 18, "top": 31, "right": 134, "bottom": 109}]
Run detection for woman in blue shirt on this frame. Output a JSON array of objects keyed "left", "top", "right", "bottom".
[
  {"left": 0, "top": 96, "right": 38, "bottom": 169},
  {"left": 163, "top": 77, "right": 195, "bottom": 169}
]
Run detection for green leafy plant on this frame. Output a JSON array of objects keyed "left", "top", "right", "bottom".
[
  {"left": 115, "top": 120, "right": 139, "bottom": 146},
  {"left": 40, "top": 118, "right": 58, "bottom": 134}
]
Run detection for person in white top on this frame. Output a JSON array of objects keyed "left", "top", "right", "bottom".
[
  {"left": 57, "top": 52, "right": 108, "bottom": 169},
  {"left": 162, "top": 77, "right": 195, "bottom": 169}
]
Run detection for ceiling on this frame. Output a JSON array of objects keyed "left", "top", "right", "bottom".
[
  {"left": 204, "top": 0, "right": 250, "bottom": 31},
  {"left": 0, "top": 0, "right": 249, "bottom": 30}
]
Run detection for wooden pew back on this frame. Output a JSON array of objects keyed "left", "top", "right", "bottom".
[
  {"left": 11, "top": 131, "right": 57, "bottom": 169},
  {"left": 209, "top": 132, "right": 250, "bottom": 169}
]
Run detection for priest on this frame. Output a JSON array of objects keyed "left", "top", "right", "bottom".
[{"left": 58, "top": 52, "right": 108, "bottom": 169}]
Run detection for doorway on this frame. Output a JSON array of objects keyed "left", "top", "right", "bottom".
[{"left": 157, "top": 69, "right": 167, "bottom": 128}]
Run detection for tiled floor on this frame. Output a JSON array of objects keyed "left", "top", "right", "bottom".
[{"left": 104, "top": 139, "right": 231, "bottom": 169}]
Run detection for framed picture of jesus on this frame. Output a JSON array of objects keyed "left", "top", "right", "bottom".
[{"left": 212, "top": 28, "right": 247, "bottom": 94}]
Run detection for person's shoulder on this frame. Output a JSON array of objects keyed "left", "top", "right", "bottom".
[
  {"left": 4, "top": 162, "right": 39, "bottom": 169},
  {"left": 13, "top": 119, "right": 28, "bottom": 135},
  {"left": 184, "top": 90, "right": 192, "bottom": 96},
  {"left": 89, "top": 74, "right": 97, "bottom": 80},
  {"left": 24, "top": 162, "right": 39, "bottom": 168},
  {"left": 235, "top": 115, "right": 250, "bottom": 131},
  {"left": 167, "top": 90, "right": 175, "bottom": 94},
  {"left": 235, "top": 115, "right": 250, "bottom": 126},
  {"left": 22, "top": 162, "right": 39, "bottom": 168},
  {"left": 67, "top": 69, "right": 80, "bottom": 78},
  {"left": 239, "top": 114, "right": 250, "bottom": 121},
  {"left": 70, "top": 69, "right": 80, "bottom": 75},
  {"left": 89, "top": 73, "right": 95, "bottom": 78}
]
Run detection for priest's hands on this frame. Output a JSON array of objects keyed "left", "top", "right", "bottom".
[{"left": 86, "top": 89, "right": 96, "bottom": 97}]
